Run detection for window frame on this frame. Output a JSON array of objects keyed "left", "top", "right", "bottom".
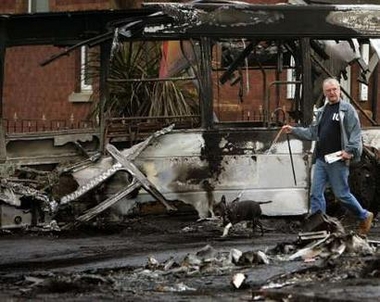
[
  {"left": 80, "top": 46, "right": 93, "bottom": 93},
  {"left": 27, "top": 0, "right": 49, "bottom": 13}
]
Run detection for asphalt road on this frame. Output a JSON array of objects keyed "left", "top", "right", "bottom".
[{"left": 0, "top": 213, "right": 379, "bottom": 301}]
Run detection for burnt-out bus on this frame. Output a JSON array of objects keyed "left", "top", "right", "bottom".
[{"left": 1, "top": 1, "right": 380, "bottom": 227}]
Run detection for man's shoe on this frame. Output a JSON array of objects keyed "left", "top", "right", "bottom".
[{"left": 358, "top": 212, "right": 374, "bottom": 236}]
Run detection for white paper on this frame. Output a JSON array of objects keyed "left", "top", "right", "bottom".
[{"left": 324, "top": 151, "right": 342, "bottom": 164}]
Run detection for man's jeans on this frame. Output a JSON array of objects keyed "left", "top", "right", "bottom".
[{"left": 310, "top": 158, "right": 368, "bottom": 220}]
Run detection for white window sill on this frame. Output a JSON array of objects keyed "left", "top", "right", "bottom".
[{"left": 69, "top": 91, "right": 93, "bottom": 103}]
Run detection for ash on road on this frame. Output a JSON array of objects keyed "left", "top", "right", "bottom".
[{"left": 0, "top": 212, "right": 379, "bottom": 302}]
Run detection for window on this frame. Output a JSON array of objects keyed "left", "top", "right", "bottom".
[
  {"left": 359, "top": 43, "right": 369, "bottom": 101},
  {"left": 68, "top": 46, "right": 93, "bottom": 103},
  {"left": 286, "top": 56, "right": 296, "bottom": 99},
  {"left": 80, "top": 46, "right": 93, "bottom": 93},
  {"left": 28, "top": 0, "right": 49, "bottom": 13}
]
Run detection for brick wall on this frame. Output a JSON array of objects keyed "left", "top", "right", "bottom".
[
  {"left": 0, "top": 0, "right": 290, "bottom": 133},
  {"left": 0, "top": 0, "right": 110, "bottom": 132},
  {"left": 0, "top": 0, "right": 27, "bottom": 14},
  {"left": 213, "top": 69, "right": 289, "bottom": 122},
  {"left": 3, "top": 45, "right": 94, "bottom": 131},
  {"left": 0, "top": 0, "right": 113, "bottom": 14},
  {"left": 52, "top": 0, "right": 111, "bottom": 12},
  {"left": 1, "top": 0, "right": 376, "bottom": 132}
]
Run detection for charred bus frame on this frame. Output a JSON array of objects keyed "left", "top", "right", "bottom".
[{"left": 0, "top": 2, "right": 380, "bottom": 224}]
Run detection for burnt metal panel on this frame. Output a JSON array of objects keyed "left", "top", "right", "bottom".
[
  {"left": 199, "top": 37, "right": 214, "bottom": 129},
  {"left": 1, "top": 4, "right": 380, "bottom": 47},
  {"left": 144, "top": 3, "right": 380, "bottom": 39},
  {"left": 1, "top": 9, "right": 159, "bottom": 47},
  {"left": 300, "top": 38, "right": 313, "bottom": 126},
  {"left": 5, "top": 130, "right": 100, "bottom": 165},
  {"left": 306, "top": 1, "right": 380, "bottom": 4},
  {"left": 132, "top": 129, "right": 311, "bottom": 218}
]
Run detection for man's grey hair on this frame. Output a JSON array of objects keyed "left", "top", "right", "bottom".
[{"left": 323, "top": 77, "right": 340, "bottom": 88}]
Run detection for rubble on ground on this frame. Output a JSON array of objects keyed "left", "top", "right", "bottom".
[{"left": 1, "top": 214, "right": 378, "bottom": 301}]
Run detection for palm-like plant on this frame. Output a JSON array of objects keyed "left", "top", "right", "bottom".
[{"left": 91, "top": 40, "right": 199, "bottom": 119}]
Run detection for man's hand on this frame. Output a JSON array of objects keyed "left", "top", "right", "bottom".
[
  {"left": 341, "top": 150, "right": 353, "bottom": 161},
  {"left": 282, "top": 125, "right": 293, "bottom": 134}
]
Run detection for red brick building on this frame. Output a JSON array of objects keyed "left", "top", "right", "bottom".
[
  {"left": 1, "top": 0, "right": 111, "bottom": 133},
  {"left": 0, "top": 0, "right": 288, "bottom": 134},
  {"left": 0, "top": 0, "right": 378, "bottom": 135}
]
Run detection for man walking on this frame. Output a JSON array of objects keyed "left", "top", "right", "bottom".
[{"left": 282, "top": 77, "right": 373, "bottom": 236}]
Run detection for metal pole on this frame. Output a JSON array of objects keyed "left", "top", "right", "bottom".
[
  {"left": 300, "top": 38, "right": 313, "bottom": 126},
  {"left": 199, "top": 37, "right": 214, "bottom": 129},
  {"left": 372, "top": 63, "right": 378, "bottom": 122},
  {"left": 99, "top": 41, "right": 112, "bottom": 153},
  {"left": 287, "top": 134, "right": 297, "bottom": 186},
  {"left": 0, "top": 22, "right": 7, "bottom": 162}
]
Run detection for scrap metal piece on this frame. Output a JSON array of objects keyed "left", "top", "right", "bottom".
[
  {"left": 256, "top": 250, "right": 270, "bottom": 265},
  {"left": 196, "top": 244, "right": 217, "bottom": 260},
  {"left": 61, "top": 179, "right": 140, "bottom": 230},
  {"left": 219, "top": 41, "right": 256, "bottom": 85},
  {"left": 42, "top": 219, "right": 61, "bottom": 232},
  {"left": 298, "top": 231, "right": 329, "bottom": 241},
  {"left": 147, "top": 255, "right": 160, "bottom": 269},
  {"left": 57, "top": 155, "right": 100, "bottom": 174},
  {"left": 57, "top": 125, "right": 177, "bottom": 229},
  {"left": 230, "top": 248, "right": 243, "bottom": 265},
  {"left": 59, "top": 124, "right": 175, "bottom": 206},
  {"left": 231, "top": 272, "right": 247, "bottom": 289},
  {"left": 346, "top": 234, "right": 376, "bottom": 255},
  {"left": 0, "top": 179, "right": 56, "bottom": 213},
  {"left": 288, "top": 235, "right": 331, "bottom": 261},
  {"left": 162, "top": 257, "right": 176, "bottom": 271},
  {"left": 0, "top": 187, "right": 20, "bottom": 207},
  {"left": 237, "top": 250, "right": 270, "bottom": 266},
  {"left": 60, "top": 162, "right": 123, "bottom": 205},
  {"left": 367, "top": 239, "right": 380, "bottom": 247},
  {"left": 157, "top": 282, "right": 196, "bottom": 292},
  {"left": 40, "top": 31, "right": 113, "bottom": 67},
  {"left": 301, "top": 211, "right": 345, "bottom": 234},
  {"left": 106, "top": 143, "right": 177, "bottom": 212},
  {"left": 0, "top": 203, "right": 32, "bottom": 229}
]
